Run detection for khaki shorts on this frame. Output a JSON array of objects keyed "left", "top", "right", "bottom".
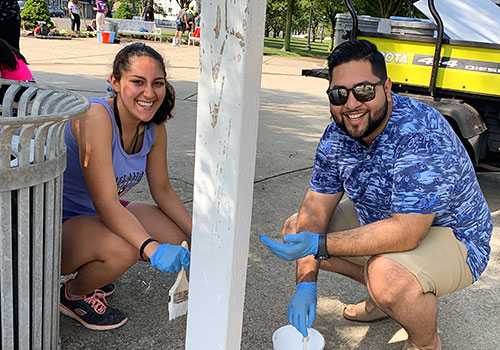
[{"left": 296, "top": 198, "right": 473, "bottom": 298}]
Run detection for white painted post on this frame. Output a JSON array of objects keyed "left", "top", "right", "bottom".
[{"left": 185, "top": 1, "right": 267, "bottom": 349}]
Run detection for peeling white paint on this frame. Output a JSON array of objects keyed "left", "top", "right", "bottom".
[
  {"left": 187, "top": 1, "right": 267, "bottom": 349},
  {"left": 212, "top": 62, "right": 221, "bottom": 83}
]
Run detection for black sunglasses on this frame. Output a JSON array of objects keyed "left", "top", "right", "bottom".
[{"left": 326, "top": 79, "right": 386, "bottom": 106}]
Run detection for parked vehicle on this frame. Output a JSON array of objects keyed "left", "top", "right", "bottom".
[
  {"left": 157, "top": 19, "right": 173, "bottom": 26},
  {"left": 48, "top": 5, "right": 66, "bottom": 18},
  {"left": 303, "top": 0, "right": 500, "bottom": 170}
]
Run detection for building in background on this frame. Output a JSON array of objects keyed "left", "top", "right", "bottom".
[
  {"left": 155, "top": 0, "right": 201, "bottom": 23},
  {"left": 157, "top": 0, "right": 181, "bottom": 19}
]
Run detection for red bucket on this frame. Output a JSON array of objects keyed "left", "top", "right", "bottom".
[{"left": 97, "top": 31, "right": 115, "bottom": 44}]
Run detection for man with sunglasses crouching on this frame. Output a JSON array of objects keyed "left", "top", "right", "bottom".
[{"left": 260, "top": 39, "right": 492, "bottom": 350}]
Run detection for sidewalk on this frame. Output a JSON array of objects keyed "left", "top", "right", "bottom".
[{"left": 20, "top": 35, "right": 500, "bottom": 349}]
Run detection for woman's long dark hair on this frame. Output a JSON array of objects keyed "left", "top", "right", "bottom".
[
  {"left": 0, "top": 38, "right": 28, "bottom": 72},
  {"left": 112, "top": 43, "right": 175, "bottom": 124}
]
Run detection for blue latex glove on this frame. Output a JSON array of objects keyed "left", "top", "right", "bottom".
[
  {"left": 259, "top": 232, "right": 319, "bottom": 261},
  {"left": 150, "top": 244, "right": 190, "bottom": 273},
  {"left": 287, "top": 282, "right": 317, "bottom": 338}
]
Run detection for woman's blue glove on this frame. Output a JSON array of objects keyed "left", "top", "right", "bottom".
[
  {"left": 150, "top": 244, "right": 190, "bottom": 273},
  {"left": 259, "top": 232, "right": 319, "bottom": 261},
  {"left": 288, "top": 282, "right": 317, "bottom": 338}
]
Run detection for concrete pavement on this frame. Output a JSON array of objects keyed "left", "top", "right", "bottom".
[{"left": 19, "top": 35, "right": 500, "bottom": 349}]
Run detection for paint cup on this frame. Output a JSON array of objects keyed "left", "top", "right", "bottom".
[{"left": 272, "top": 325, "right": 325, "bottom": 350}]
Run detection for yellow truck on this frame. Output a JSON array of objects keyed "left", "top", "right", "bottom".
[{"left": 303, "top": 0, "right": 500, "bottom": 170}]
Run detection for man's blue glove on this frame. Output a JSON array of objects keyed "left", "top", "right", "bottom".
[
  {"left": 259, "top": 232, "right": 319, "bottom": 261},
  {"left": 150, "top": 244, "right": 190, "bottom": 273},
  {"left": 287, "top": 282, "right": 317, "bottom": 338}
]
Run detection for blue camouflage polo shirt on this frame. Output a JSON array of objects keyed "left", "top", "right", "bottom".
[{"left": 310, "top": 93, "right": 492, "bottom": 282}]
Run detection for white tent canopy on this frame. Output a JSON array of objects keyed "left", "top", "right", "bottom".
[{"left": 414, "top": 0, "right": 500, "bottom": 43}]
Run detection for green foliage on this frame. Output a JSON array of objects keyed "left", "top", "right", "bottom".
[
  {"left": 264, "top": 36, "right": 330, "bottom": 57},
  {"left": 153, "top": 2, "right": 168, "bottom": 17},
  {"left": 113, "top": 1, "right": 134, "bottom": 19},
  {"left": 20, "top": 0, "right": 53, "bottom": 29},
  {"left": 358, "top": 0, "right": 414, "bottom": 18},
  {"left": 265, "top": 0, "right": 287, "bottom": 37},
  {"left": 272, "top": 0, "right": 421, "bottom": 52}
]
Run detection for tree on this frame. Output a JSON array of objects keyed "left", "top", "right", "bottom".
[
  {"left": 360, "top": 0, "right": 411, "bottom": 18},
  {"left": 271, "top": 0, "right": 416, "bottom": 52},
  {"left": 20, "top": 0, "right": 53, "bottom": 29},
  {"left": 174, "top": 0, "right": 197, "bottom": 8},
  {"left": 153, "top": 3, "right": 167, "bottom": 17},
  {"left": 265, "top": 0, "right": 287, "bottom": 37},
  {"left": 282, "top": 0, "right": 295, "bottom": 51},
  {"left": 311, "top": 0, "right": 413, "bottom": 51},
  {"left": 310, "top": 0, "right": 345, "bottom": 51},
  {"left": 113, "top": 1, "right": 134, "bottom": 19}
]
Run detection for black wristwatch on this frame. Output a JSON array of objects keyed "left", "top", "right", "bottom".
[{"left": 314, "top": 233, "right": 330, "bottom": 260}]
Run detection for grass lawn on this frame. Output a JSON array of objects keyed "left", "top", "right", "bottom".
[
  {"left": 158, "top": 29, "right": 331, "bottom": 58},
  {"left": 263, "top": 36, "right": 331, "bottom": 58}
]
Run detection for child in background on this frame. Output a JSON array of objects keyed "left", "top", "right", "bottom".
[
  {"left": 0, "top": 38, "right": 34, "bottom": 82},
  {"left": 0, "top": 38, "right": 35, "bottom": 104}
]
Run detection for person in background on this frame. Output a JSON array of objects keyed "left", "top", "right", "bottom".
[
  {"left": 0, "top": 0, "right": 21, "bottom": 51},
  {"left": 195, "top": 12, "right": 201, "bottom": 28},
  {"left": 59, "top": 43, "right": 192, "bottom": 330},
  {"left": 93, "top": 0, "right": 109, "bottom": 32},
  {"left": 68, "top": 0, "right": 81, "bottom": 33},
  {"left": 0, "top": 38, "right": 35, "bottom": 105},
  {"left": 172, "top": 4, "right": 188, "bottom": 46},
  {"left": 0, "top": 38, "right": 33, "bottom": 82},
  {"left": 189, "top": 0, "right": 200, "bottom": 28},
  {"left": 188, "top": 0, "right": 196, "bottom": 12},
  {"left": 185, "top": 9, "right": 198, "bottom": 36},
  {"left": 141, "top": 1, "right": 154, "bottom": 22}
]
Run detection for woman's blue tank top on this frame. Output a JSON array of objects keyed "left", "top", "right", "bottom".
[{"left": 63, "top": 98, "right": 155, "bottom": 219}]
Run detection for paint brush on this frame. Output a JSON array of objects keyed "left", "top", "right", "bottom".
[
  {"left": 303, "top": 335, "right": 309, "bottom": 350},
  {"left": 168, "top": 241, "right": 189, "bottom": 320}
]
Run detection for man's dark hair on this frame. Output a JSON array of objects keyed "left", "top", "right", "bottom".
[{"left": 327, "top": 39, "right": 387, "bottom": 82}]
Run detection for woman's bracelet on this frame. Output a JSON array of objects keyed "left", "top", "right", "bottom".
[{"left": 139, "top": 238, "right": 159, "bottom": 262}]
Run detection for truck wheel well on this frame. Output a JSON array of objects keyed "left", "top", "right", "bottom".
[{"left": 444, "top": 116, "right": 476, "bottom": 164}]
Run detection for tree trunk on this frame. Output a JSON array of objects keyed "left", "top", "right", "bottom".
[
  {"left": 282, "top": 0, "right": 294, "bottom": 51},
  {"left": 329, "top": 16, "right": 335, "bottom": 51}
]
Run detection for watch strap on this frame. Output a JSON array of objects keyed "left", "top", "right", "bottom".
[{"left": 314, "top": 233, "right": 330, "bottom": 260}]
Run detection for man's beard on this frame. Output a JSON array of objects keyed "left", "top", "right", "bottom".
[{"left": 331, "top": 98, "right": 389, "bottom": 140}]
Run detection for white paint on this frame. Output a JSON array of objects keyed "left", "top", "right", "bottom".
[{"left": 185, "top": 1, "right": 267, "bottom": 349}]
